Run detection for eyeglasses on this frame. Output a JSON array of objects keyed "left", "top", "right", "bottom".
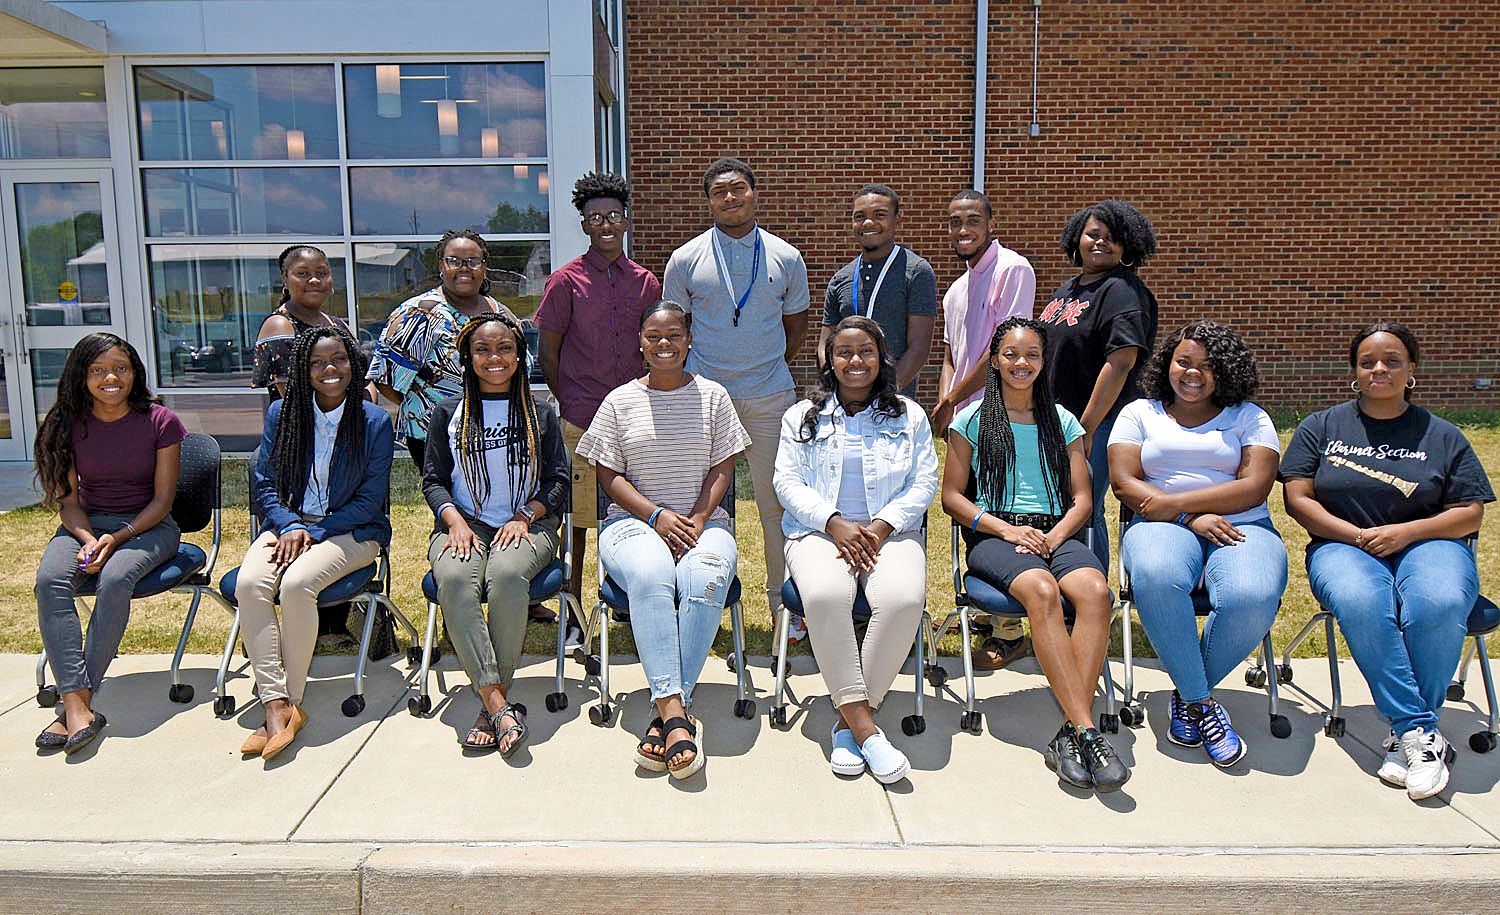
[
  {"left": 440, "top": 256, "right": 487, "bottom": 270},
  {"left": 583, "top": 210, "right": 628, "bottom": 227}
]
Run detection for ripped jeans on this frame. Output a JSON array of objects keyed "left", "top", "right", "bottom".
[{"left": 600, "top": 517, "right": 737, "bottom": 703}]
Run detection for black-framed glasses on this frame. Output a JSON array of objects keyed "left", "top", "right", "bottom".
[
  {"left": 440, "top": 255, "right": 487, "bottom": 270},
  {"left": 583, "top": 210, "right": 628, "bottom": 227}
]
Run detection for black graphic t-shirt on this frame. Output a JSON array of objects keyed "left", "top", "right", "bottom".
[
  {"left": 1279, "top": 400, "right": 1494, "bottom": 542},
  {"left": 1039, "top": 268, "right": 1158, "bottom": 420}
]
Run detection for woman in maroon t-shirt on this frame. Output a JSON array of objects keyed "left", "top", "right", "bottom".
[{"left": 32, "top": 333, "right": 185, "bottom": 755}]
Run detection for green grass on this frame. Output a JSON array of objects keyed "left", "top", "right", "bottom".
[{"left": 1, "top": 427, "right": 1495, "bottom": 661}]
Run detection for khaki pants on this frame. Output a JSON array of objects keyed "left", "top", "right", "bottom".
[
  {"left": 235, "top": 531, "right": 382, "bottom": 705},
  {"left": 561, "top": 419, "right": 598, "bottom": 525},
  {"left": 784, "top": 530, "right": 927, "bottom": 709},
  {"left": 732, "top": 388, "right": 797, "bottom": 609}
]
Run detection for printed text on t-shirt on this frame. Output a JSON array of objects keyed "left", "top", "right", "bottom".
[
  {"left": 1323, "top": 439, "right": 1428, "bottom": 462},
  {"left": 1039, "top": 297, "right": 1091, "bottom": 327}
]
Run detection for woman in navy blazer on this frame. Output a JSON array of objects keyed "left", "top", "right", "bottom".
[{"left": 235, "top": 327, "right": 394, "bottom": 761}]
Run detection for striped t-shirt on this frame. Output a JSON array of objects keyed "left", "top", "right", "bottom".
[{"left": 576, "top": 375, "right": 751, "bottom": 523}]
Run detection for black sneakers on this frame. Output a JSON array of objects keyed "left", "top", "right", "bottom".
[
  {"left": 1044, "top": 722, "right": 1092, "bottom": 789},
  {"left": 1076, "top": 726, "right": 1130, "bottom": 792}
]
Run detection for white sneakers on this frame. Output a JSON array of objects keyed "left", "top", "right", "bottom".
[
  {"left": 829, "top": 724, "right": 866, "bottom": 776},
  {"left": 828, "top": 724, "right": 910, "bottom": 784},
  {"left": 1377, "top": 730, "right": 1407, "bottom": 787},
  {"left": 1399, "top": 726, "right": 1455, "bottom": 800}
]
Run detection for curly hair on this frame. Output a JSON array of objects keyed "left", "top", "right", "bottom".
[
  {"left": 452, "top": 312, "right": 542, "bottom": 514},
  {"left": 436, "top": 228, "right": 492, "bottom": 296},
  {"left": 1059, "top": 199, "right": 1157, "bottom": 270},
  {"left": 571, "top": 170, "right": 631, "bottom": 214},
  {"left": 795, "top": 316, "right": 903, "bottom": 442},
  {"left": 34, "top": 333, "right": 158, "bottom": 508},
  {"left": 974, "top": 317, "right": 1072, "bottom": 514},
  {"left": 1349, "top": 320, "right": 1421, "bottom": 402},
  {"left": 1139, "top": 320, "right": 1260, "bottom": 408},
  {"left": 268, "top": 327, "right": 367, "bottom": 511}
]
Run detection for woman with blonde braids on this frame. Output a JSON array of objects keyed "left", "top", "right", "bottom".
[{"left": 423, "top": 312, "right": 570, "bottom": 756}]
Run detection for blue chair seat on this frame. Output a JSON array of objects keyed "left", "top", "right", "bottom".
[
  {"left": 962, "top": 572, "right": 1113, "bottom": 621},
  {"left": 780, "top": 578, "right": 872, "bottom": 623},
  {"left": 421, "top": 559, "right": 567, "bottom": 604},
  {"left": 77, "top": 543, "right": 207, "bottom": 599},
  {"left": 1469, "top": 595, "right": 1500, "bottom": 636},
  {"left": 601, "top": 573, "right": 741, "bottom": 611},
  {"left": 218, "top": 561, "right": 379, "bottom": 608}
]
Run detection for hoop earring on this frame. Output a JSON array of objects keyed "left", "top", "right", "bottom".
[
  {"left": 1119, "top": 258, "right": 1136, "bottom": 268},
  {"left": 1349, "top": 379, "right": 1360, "bottom": 393},
  {"left": 1406, "top": 376, "right": 1417, "bottom": 390}
]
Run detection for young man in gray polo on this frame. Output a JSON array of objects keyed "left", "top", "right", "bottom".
[{"left": 663, "top": 157, "right": 811, "bottom": 617}]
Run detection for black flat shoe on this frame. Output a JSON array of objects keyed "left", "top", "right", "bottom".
[
  {"left": 63, "top": 712, "right": 106, "bottom": 755},
  {"left": 35, "top": 717, "right": 67, "bottom": 750}
]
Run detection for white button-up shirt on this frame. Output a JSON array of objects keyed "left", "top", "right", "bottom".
[{"left": 302, "top": 399, "right": 345, "bottom": 517}]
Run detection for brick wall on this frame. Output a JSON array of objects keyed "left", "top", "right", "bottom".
[{"left": 624, "top": 0, "right": 1500, "bottom": 412}]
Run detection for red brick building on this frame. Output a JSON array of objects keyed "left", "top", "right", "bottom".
[{"left": 624, "top": 0, "right": 1499, "bottom": 412}]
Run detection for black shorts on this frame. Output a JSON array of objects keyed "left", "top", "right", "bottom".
[{"left": 965, "top": 531, "right": 1104, "bottom": 594}]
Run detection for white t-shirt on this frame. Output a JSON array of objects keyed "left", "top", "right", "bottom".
[
  {"left": 1108, "top": 398, "right": 1281, "bottom": 524},
  {"left": 833, "top": 407, "right": 871, "bottom": 522},
  {"left": 446, "top": 396, "right": 518, "bottom": 527}
]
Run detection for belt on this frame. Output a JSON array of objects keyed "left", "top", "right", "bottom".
[{"left": 995, "top": 511, "right": 1063, "bottom": 530}]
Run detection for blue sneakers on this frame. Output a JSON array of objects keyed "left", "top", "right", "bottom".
[
  {"left": 1168, "top": 690, "right": 1201, "bottom": 748},
  {"left": 1187, "top": 698, "right": 1247, "bottom": 768}
]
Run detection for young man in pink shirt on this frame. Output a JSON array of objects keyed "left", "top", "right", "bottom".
[{"left": 933, "top": 188, "right": 1036, "bottom": 669}]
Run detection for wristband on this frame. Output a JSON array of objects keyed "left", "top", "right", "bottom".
[
  {"left": 280, "top": 522, "right": 308, "bottom": 535},
  {"left": 647, "top": 507, "right": 665, "bottom": 528},
  {"left": 972, "top": 509, "right": 987, "bottom": 531}
]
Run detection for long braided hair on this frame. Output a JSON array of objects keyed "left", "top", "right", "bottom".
[
  {"left": 453, "top": 312, "right": 541, "bottom": 511},
  {"left": 974, "top": 317, "right": 1073, "bottom": 514},
  {"left": 268, "top": 327, "right": 367, "bottom": 511},
  {"left": 436, "top": 228, "right": 492, "bottom": 296},
  {"left": 277, "top": 244, "right": 327, "bottom": 307},
  {"left": 796, "top": 315, "right": 903, "bottom": 442},
  {"left": 34, "top": 333, "right": 156, "bottom": 508}
]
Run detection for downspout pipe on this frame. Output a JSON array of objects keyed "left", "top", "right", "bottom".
[{"left": 972, "top": 0, "right": 988, "bottom": 191}]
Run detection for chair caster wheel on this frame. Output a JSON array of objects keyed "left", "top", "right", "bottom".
[
  {"left": 925, "top": 665, "right": 948, "bottom": 688},
  {"left": 901, "top": 715, "right": 926, "bottom": 737},
  {"left": 725, "top": 654, "right": 738, "bottom": 673},
  {"left": 583, "top": 655, "right": 602, "bottom": 676},
  {"left": 1245, "top": 668, "right": 1268, "bottom": 689},
  {"left": 1119, "top": 704, "right": 1144, "bottom": 727},
  {"left": 213, "top": 695, "right": 236, "bottom": 717},
  {"left": 342, "top": 694, "right": 365, "bottom": 718},
  {"left": 769, "top": 706, "right": 788, "bottom": 727},
  {"left": 168, "top": 683, "right": 194, "bottom": 704},
  {"left": 1098, "top": 713, "right": 1119, "bottom": 734},
  {"left": 734, "top": 699, "right": 755, "bottom": 719},
  {"left": 588, "top": 703, "right": 612, "bottom": 726},
  {"left": 1324, "top": 716, "right": 1345, "bottom": 738},
  {"left": 405, "top": 646, "right": 422, "bottom": 667},
  {"left": 512, "top": 702, "right": 527, "bottom": 717},
  {"left": 1276, "top": 665, "right": 1294, "bottom": 685},
  {"left": 37, "top": 686, "right": 58, "bottom": 707},
  {"left": 1447, "top": 682, "right": 1466, "bottom": 702},
  {"left": 1470, "top": 731, "right": 1497, "bottom": 754},
  {"left": 545, "top": 693, "right": 566, "bottom": 713},
  {"left": 1269, "top": 714, "right": 1292, "bottom": 739},
  {"left": 960, "top": 711, "right": 982, "bottom": 734},
  {"left": 407, "top": 695, "right": 431, "bottom": 717}
]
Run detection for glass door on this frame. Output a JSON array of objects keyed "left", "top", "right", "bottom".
[{"left": 0, "top": 169, "right": 126, "bottom": 460}]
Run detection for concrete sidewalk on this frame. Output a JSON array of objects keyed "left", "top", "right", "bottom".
[{"left": 2, "top": 650, "right": 1499, "bottom": 912}]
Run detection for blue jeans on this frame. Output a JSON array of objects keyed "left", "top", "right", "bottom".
[
  {"left": 600, "top": 517, "right": 737, "bottom": 703},
  {"left": 1122, "top": 517, "right": 1287, "bottom": 703},
  {"left": 1307, "top": 539, "right": 1475, "bottom": 736},
  {"left": 1086, "top": 410, "right": 1116, "bottom": 570}
]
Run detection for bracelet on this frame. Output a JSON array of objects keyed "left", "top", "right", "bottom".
[
  {"left": 972, "top": 509, "right": 987, "bottom": 531},
  {"left": 647, "top": 507, "right": 664, "bottom": 528},
  {"left": 118, "top": 521, "right": 138, "bottom": 540},
  {"left": 1355, "top": 529, "right": 1366, "bottom": 547},
  {"left": 1177, "top": 513, "right": 1191, "bottom": 525}
]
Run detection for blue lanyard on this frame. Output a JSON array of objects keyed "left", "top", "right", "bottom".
[{"left": 711, "top": 229, "right": 762, "bottom": 327}]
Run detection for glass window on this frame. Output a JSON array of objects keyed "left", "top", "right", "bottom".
[
  {"left": 15, "top": 182, "right": 112, "bottom": 327},
  {"left": 146, "top": 243, "right": 347, "bottom": 386},
  {"left": 159, "top": 392, "right": 269, "bottom": 452},
  {"left": 143, "top": 167, "right": 343, "bottom": 236},
  {"left": 349, "top": 165, "right": 547, "bottom": 235},
  {"left": 344, "top": 63, "right": 546, "bottom": 159},
  {"left": 353, "top": 239, "right": 549, "bottom": 343},
  {"left": 136, "top": 65, "right": 338, "bottom": 161},
  {"left": 0, "top": 68, "right": 109, "bottom": 159}
]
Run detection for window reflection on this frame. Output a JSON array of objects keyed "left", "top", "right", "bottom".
[
  {"left": 349, "top": 165, "right": 547, "bottom": 235},
  {"left": 344, "top": 63, "right": 546, "bottom": 159},
  {"left": 147, "top": 244, "right": 348, "bottom": 386},
  {"left": 353, "top": 239, "right": 548, "bottom": 337},
  {"left": 143, "top": 167, "right": 343, "bottom": 236},
  {"left": 15, "top": 182, "right": 111, "bottom": 326},
  {"left": 0, "top": 68, "right": 109, "bottom": 159},
  {"left": 136, "top": 66, "right": 338, "bottom": 161}
]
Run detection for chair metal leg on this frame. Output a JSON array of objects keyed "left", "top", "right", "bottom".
[
  {"left": 214, "top": 609, "right": 241, "bottom": 716},
  {"left": 596, "top": 600, "right": 612, "bottom": 724},
  {"left": 772, "top": 606, "right": 790, "bottom": 717},
  {"left": 959, "top": 607, "right": 976, "bottom": 714},
  {"left": 914, "top": 612, "right": 928, "bottom": 720},
  {"left": 1457, "top": 637, "right": 1478, "bottom": 686},
  {"left": 1281, "top": 611, "right": 1325, "bottom": 670},
  {"left": 1263, "top": 633, "right": 1291, "bottom": 738},
  {"left": 730, "top": 598, "right": 753, "bottom": 718},
  {"left": 1323, "top": 612, "right": 1345, "bottom": 736},
  {"left": 35, "top": 649, "right": 48, "bottom": 690},
  {"left": 417, "top": 600, "right": 438, "bottom": 710},
  {"left": 344, "top": 594, "right": 379, "bottom": 717},
  {"left": 1120, "top": 600, "right": 1137, "bottom": 707},
  {"left": 168, "top": 589, "right": 204, "bottom": 702},
  {"left": 1474, "top": 637, "right": 1499, "bottom": 751}
]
